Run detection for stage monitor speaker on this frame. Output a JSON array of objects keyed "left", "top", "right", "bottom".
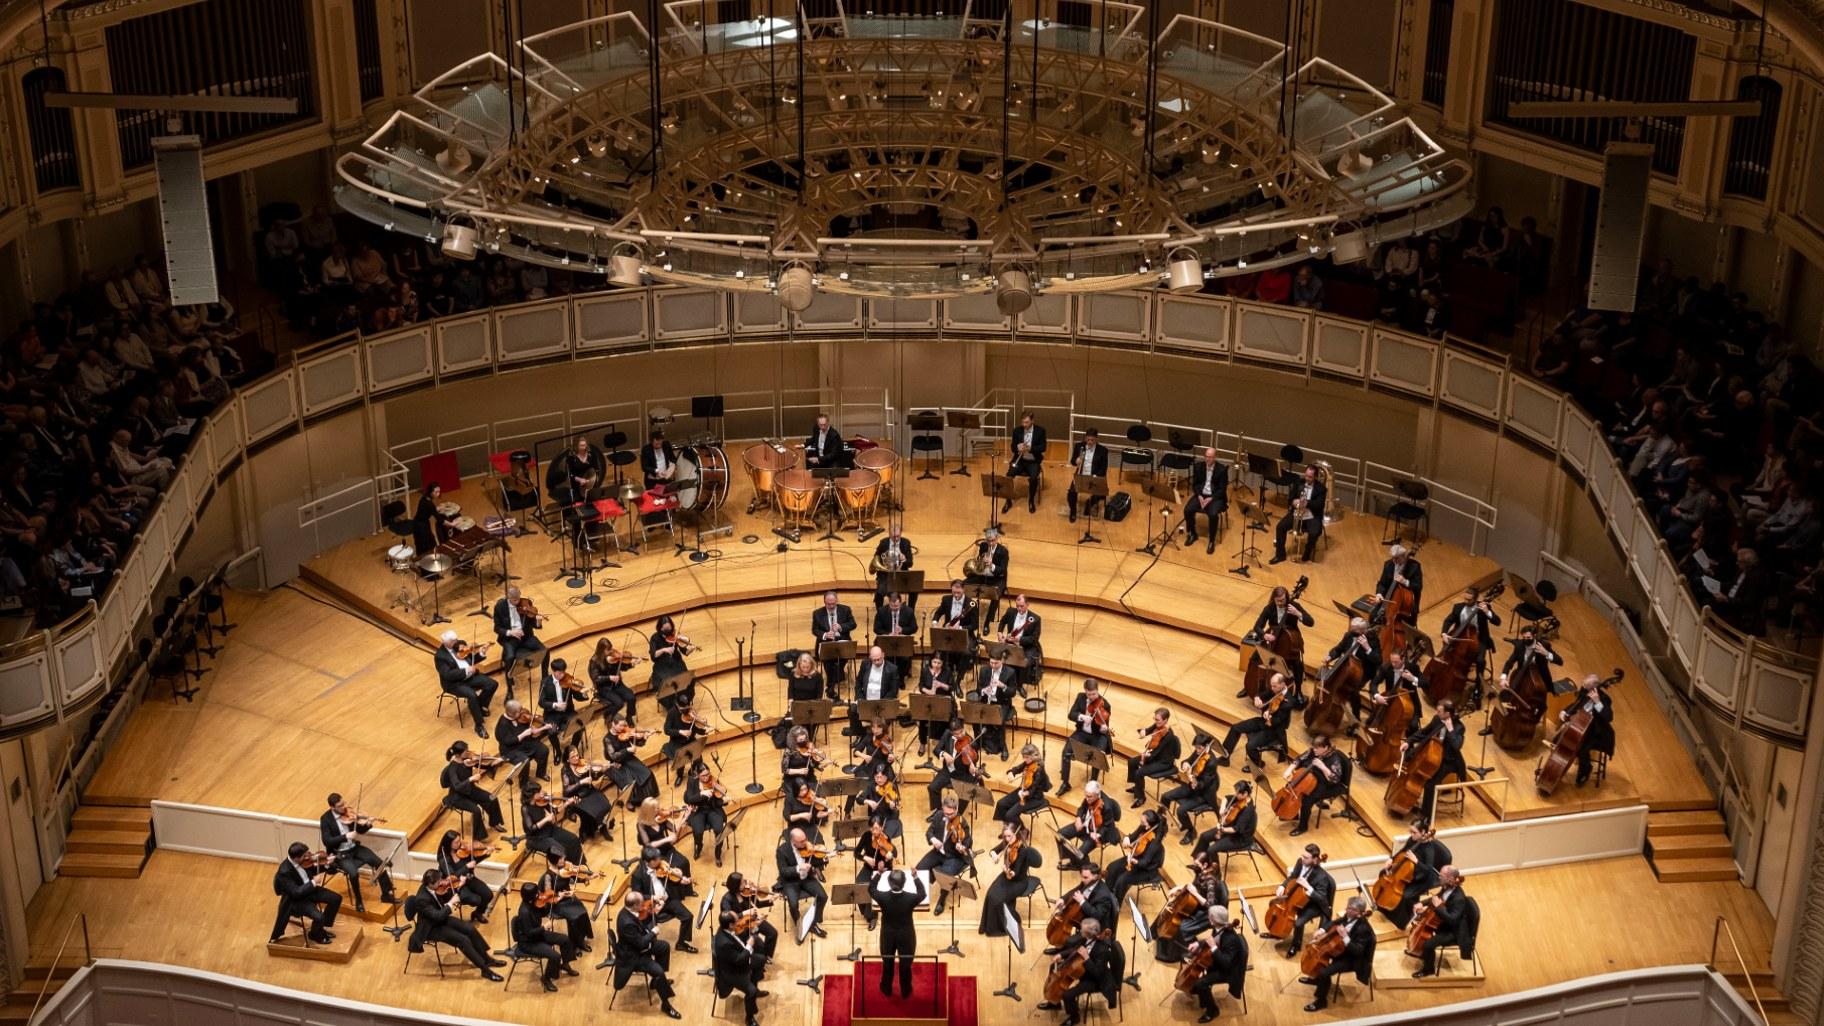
[
  {"left": 1586, "top": 142, "right": 1655, "bottom": 312},
  {"left": 691, "top": 395, "right": 726, "bottom": 418},
  {"left": 152, "top": 135, "right": 219, "bottom": 307}
]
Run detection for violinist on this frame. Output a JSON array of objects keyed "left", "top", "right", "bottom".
[
  {"left": 268, "top": 842, "right": 341, "bottom": 945},
  {"left": 684, "top": 763, "right": 729, "bottom": 864},
  {"left": 994, "top": 743, "right": 1051, "bottom": 822},
  {"left": 1216, "top": 673, "right": 1292, "bottom": 770},
  {"left": 966, "top": 529, "right": 1012, "bottom": 624},
  {"left": 870, "top": 869, "right": 928, "bottom": 997},
  {"left": 604, "top": 713, "right": 660, "bottom": 808},
  {"left": 492, "top": 585, "right": 549, "bottom": 683},
  {"left": 1269, "top": 464, "right": 1326, "bottom": 564},
  {"left": 1275, "top": 843, "right": 1336, "bottom": 955},
  {"left": 408, "top": 868, "right": 503, "bottom": 980},
  {"left": 1327, "top": 616, "right": 1383, "bottom": 699},
  {"left": 636, "top": 797, "right": 693, "bottom": 872},
  {"left": 1125, "top": 707, "right": 1181, "bottom": 802},
  {"left": 319, "top": 792, "right": 396, "bottom": 912},
  {"left": 1059, "top": 678, "right": 1113, "bottom": 795},
  {"left": 712, "top": 910, "right": 766, "bottom": 1026},
  {"left": 997, "top": 593, "right": 1044, "bottom": 687},
  {"left": 1181, "top": 446, "right": 1229, "bottom": 555},
  {"left": 588, "top": 638, "right": 639, "bottom": 724},
  {"left": 872, "top": 524, "right": 915, "bottom": 607},
  {"left": 632, "top": 846, "right": 698, "bottom": 953},
  {"left": 784, "top": 781, "right": 831, "bottom": 841},
  {"left": 1249, "top": 584, "right": 1314, "bottom": 685},
  {"left": 512, "top": 880, "right": 578, "bottom": 991},
  {"left": 436, "top": 630, "right": 499, "bottom": 739},
  {"left": 926, "top": 716, "right": 981, "bottom": 810},
  {"left": 1372, "top": 543, "right": 1424, "bottom": 617},
  {"left": 1403, "top": 699, "right": 1467, "bottom": 821},
  {"left": 649, "top": 614, "right": 696, "bottom": 711},
  {"left": 1194, "top": 780, "right": 1258, "bottom": 860},
  {"left": 1107, "top": 809, "right": 1165, "bottom": 901},
  {"left": 1182, "top": 907, "right": 1247, "bottom": 1023},
  {"left": 611, "top": 891, "right": 684, "bottom": 1020},
  {"left": 1299, "top": 895, "right": 1374, "bottom": 1011},
  {"left": 974, "top": 652, "right": 1018, "bottom": 758},
  {"left": 1411, "top": 866, "right": 1471, "bottom": 977},
  {"left": 537, "top": 657, "right": 580, "bottom": 761},
  {"left": 1441, "top": 586, "right": 1501, "bottom": 701},
  {"left": 1286, "top": 735, "right": 1348, "bottom": 837},
  {"left": 811, "top": 590, "right": 858, "bottom": 695},
  {"left": 858, "top": 717, "right": 897, "bottom": 781},
  {"left": 1056, "top": 780, "right": 1123, "bottom": 870},
  {"left": 520, "top": 779, "right": 583, "bottom": 864},
  {"left": 860, "top": 766, "right": 903, "bottom": 837},
  {"left": 721, "top": 872, "right": 780, "bottom": 961},
  {"left": 918, "top": 796, "right": 973, "bottom": 913},
  {"left": 913, "top": 653, "right": 955, "bottom": 756},
  {"left": 783, "top": 725, "right": 826, "bottom": 793},
  {"left": 1382, "top": 820, "right": 1451, "bottom": 927},
  {"left": 774, "top": 827, "right": 830, "bottom": 938},
  {"left": 560, "top": 747, "right": 615, "bottom": 843},
  {"left": 855, "top": 820, "right": 897, "bottom": 930},
  {"left": 496, "top": 698, "right": 554, "bottom": 781},
  {"left": 1035, "top": 917, "right": 1123, "bottom": 1026},
  {"left": 980, "top": 823, "right": 1041, "bottom": 937},
  {"left": 873, "top": 592, "right": 917, "bottom": 678},
  {"left": 1560, "top": 673, "right": 1616, "bottom": 786},
  {"left": 435, "top": 829, "right": 495, "bottom": 919},
  {"left": 1361, "top": 649, "right": 1425, "bottom": 729},
  {"left": 440, "top": 741, "right": 506, "bottom": 841},
  {"left": 1161, "top": 733, "right": 1222, "bottom": 842},
  {"left": 661, "top": 698, "right": 711, "bottom": 784}
]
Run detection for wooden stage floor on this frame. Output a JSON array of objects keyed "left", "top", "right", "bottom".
[{"left": 43, "top": 454, "right": 1753, "bottom": 1024}]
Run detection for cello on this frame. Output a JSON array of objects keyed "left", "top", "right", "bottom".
[
  {"left": 1355, "top": 677, "right": 1419, "bottom": 776},
  {"left": 1368, "top": 842, "right": 1421, "bottom": 913},
  {"left": 1047, "top": 888, "right": 1088, "bottom": 946},
  {"left": 1261, "top": 849, "right": 1325, "bottom": 939},
  {"left": 1422, "top": 582, "right": 1504, "bottom": 705},
  {"left": 1405, "top": 893, "right": 1446, "bottom": 957},
  {"left": 1489, "top": 636, "right": 1558, "bottom": 751},
  {"left": 1299, "top": 919, "right": 1352, "bottom": 977},
  {"left": 1043, "top": 945, "right": 1089, "bottom": 1003},
  {"left": 1174, "top": 939, "right": 1215, "bottom": 993},
  {"left": 1151, "top": 883, "right": 1203, "bottom": 940},
  {"left": 1303, "top": 642, "right": 1369, "bottom": 737},
  {"left": 1383, "top": 728, "right": 1443, "bottom": 817},
  {"left": 1271, "top": 756, "right": 1322, "bottom": 822},
  {"left": 1534, "top": 669, "right": 1623, "bottom": 795},
  {"left": 1243, "top": 576, "right": 1310, "bottom": 699}
]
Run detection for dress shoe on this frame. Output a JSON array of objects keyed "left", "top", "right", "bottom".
[
  {"left": 1179, "top": 831, "right": 1197, "bottom": 846},
  {"left": 542, "top": 979, "right": 559, "bottom": 993},
  {"left": 1268, "top": 554, "right": 1286, "bottom": 565},
  {"left": 1297, "top": 976, "right": 1318, "bottom": 985},
  {"left": 308, "top": 932, "right": 333, "bottom": 945},
  {"left": 933, "top": 898, "right": 947, "bottom": 916},
  {"left": 1412, "top": 969, "right": 1435, "bottom": 979},
  {"left": 561, "top": 965, "right": 580, "bottom": 977},
  {"left": 1069, "top": 510, "right": 1078, "bottom": 523},
  {"left": 1289, "top": 827, "right": 1307, "bottom": 837},
  {"left": 482, "top": 970, "right": 504, "bottom": 982},
  {"left": 473, "top": 912, "right": 489, "bottom": 924},
  {"left": 1304, "top": 1002, "right": 1325, "bottom": 1013},
  {"left": 488, "top": 958, "right": 508, "bottom": 968},
  {"left": 1206, "top": 542, "right": 1216, "bottom": 555},
  {"left": 1036, "top": 1001, "right": 1061, "bottom": 1011},
  {"left": 1054, "top": 782, "right": 1071, "bottom": 796},
  {"left": 578, "top": 942, "right": 592, "bottom": 953},
  {"left": 1199, "top": 1012, "right": 1219, "bottom": 1023},
  {"left": 811, "top": 925, "right": 828, "bottom": 938},
  {"left": 662, "top": 1005, "right": 683, "bottom": 1019},
  {"left": 868, "top": 917, "right": 878, "bottom": 931},
  {"left": 1001, "top": 499, "right": 1013, "bottom": 514},
  {"left": 1042, "top": 946, "right": 1063, "bottom": 956},
  {"left": 679, "top": 941, "right": 700, "bottom": 954},
  {"left": 1185, "top": 532, "right": 1198, "bottom": 545},
  {"left": 476, "top": 725, "right": 490, "bottom": 739}
]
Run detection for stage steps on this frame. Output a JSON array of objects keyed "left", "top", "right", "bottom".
[
  {"left": 1645, "top": 808, "right": 1735, "bottom": 882},
  {"left": 1715, "top": 969, "right": 1797, "bottom": 1022},
  {"left": 61, "top": 803, "right": 154, "bottom": 878}
]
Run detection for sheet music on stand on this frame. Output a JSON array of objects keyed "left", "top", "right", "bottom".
[{"left": 695, "top": 883, "right": 719, "bottom": 928}]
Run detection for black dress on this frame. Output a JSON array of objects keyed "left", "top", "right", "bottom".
[
  {"left": 980, "top": 843, "right": 1043, "bottom": 936},
  {"left": 562, "top": 761, "right": 614, "bottom": 840}
]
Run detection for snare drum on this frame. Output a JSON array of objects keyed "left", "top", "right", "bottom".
[
  {"left": 386, "top": 544, "right": 416, "bottom": 571},
  {"left": 836, "top": 468, "right": 882, "bottom": 520},
  {"left": 774, "top": 469, "right": 820, "bottom": 518}
]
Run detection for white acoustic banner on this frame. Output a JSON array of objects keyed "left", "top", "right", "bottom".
[
  {"left": 152, "top": 135, "right": 219, "bottom": 307},
  {"left": 1586, "top": 142, "right": 1654, "bottom": 312}
]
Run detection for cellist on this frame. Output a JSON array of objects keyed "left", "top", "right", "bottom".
[
  {"left": 1182, "top": 907, "right": 1247, "bottom": 1023},
  {"left": 1035, "top": 917, "right": 1123, "bottom": 1026},
  {"left": 1299, "top": 895, "right": 1375, "bottom": 1011},
  {"left": 1410, "top": 866, "right": 1470, "bottom": 978},
  {"left": 1439, "top": 586, "right": 1501, "bottom": 703},
  {"left": 1193, "top": 780, "right": 1257, "bottom": 860},
  {"left": 1559, "top": 673, "right": 1616, "bottom": 787},
  {"left": 1402, "top": 699, "right": 1467, "bottom": 822},
  {"left": 1045, "top": 865, "right": 1118, "bottom": 955},
  {"left": 1285, "top": 734, "right": 1347, "bottom": 837},
  {"left": 1167, "top": 855, "right": 1230, "bottom": 942},
  {"left": 1274, "top": 843, "right": 1335, "bottom": 955},
  {"left": 1326, "top": 616, "right": 1382, "bottom": 700},
  {"left": 1372, "top": 543, "right": 1424, "bottom": 615},
  {"left": 1383, "top": 820, "right": 1452, "bottom": 928},
  {"left": 1216, "top": 674, "right": 1293, "bottom": 770}
]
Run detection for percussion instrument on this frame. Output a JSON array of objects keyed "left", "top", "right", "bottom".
[
  {"left": 773, "top": 468, "right": 820, "bottom": 521},
  {"left": 436, "top": 500, "right": 461, "bottom": 518},
  {"left": 417, "top": 553, "right": 455, "bottom": 575},
  {"left": 435, "top": 526, "right": 500, "bottom": 567},
  {"left": 482, "top": 516, "right": 516, "bottom": 537},
  {"left": 509, "top": 449, "right": 534, "bottom": 467},
  {"left": 855, "top": 445, "right": 900, "bottom": 507},
  {"left": 673, "top": 444, "right": 729, "bottom": 514},
  {"left": 648, "top": 406, "right": 674, "bottom": 426},
  {"left": 743, "top": 441, "right": 800, "bottom": 511},
  {"left": 451, "top": 515, "right": 476, "bottom": 532},
  {"left": 836, "top": 468, "right": 882, "bottom": 525},
  {"left": 386, "top": 544, "right": 416, "bottom": 571}
]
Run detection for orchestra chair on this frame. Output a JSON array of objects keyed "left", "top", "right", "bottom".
[
  {"left": 499, "top": 943, "right": 549, "bottom": 990},
  {"left": 1432, "top": 772, "right": 1466, "bottom": 821},
  {"left": 142, "top": 638, "right": 197, "bottom": 702},
  {"left": 1589, "top": 751, "right": 1609, "bottom": 789},
  {"left": 1080, "top": 986, "right": 1125, "bottom": 1023},
  {"left": 1431, "top": 895, "right": 1482, "bottom": 975},
  {"left": 606, "top": 968, "right": 660, "bottom": 1007},
  {"left": 634, "top": 489, "right": 677, "bottom": 547},
  {"left": 590, "top": 497, "right": 629, "bottom": 558},
  {"left": 1509, "top": 579, "right": 1557, "bottom": 636},
  {"left": 1122, "top": 424, "right": 1155, "bottom": 480},
  {"left": 1381, "top": 479, "right": 1430, "bottom": 545},
  {"left": 403, "top": 939, "right": 457, "bottom": 978},
  {"left": 434, "top": 685, "right": 469, "bottom": 727},
  {"left": 200, "top": 568, "right": 236, "bottom": 634},
  {"left": 910, "top": 430, "right": 945, "bottom": 480},
  {"left": 1307, "top": 758, "right": 1354, "bottom": 830}
]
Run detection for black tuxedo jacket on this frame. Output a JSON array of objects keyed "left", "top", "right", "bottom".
[
  {"left": 1377, "top": 557, "right": 1423, "bottom": 605},
  {"left": 1009, "top": 423, "right": 1048, "bottom": 463},
  {"left": 1441, "top": 602, "right": 1501, "bottom": 652},
  {"left": 998, "top": 607, "right": 1042, "bottom": 649},
  {"left": 974, "top": 541, "right": 1010, "bottom": 580},
  {"left": 874, "top": 604, "right": 917, "bottom": 637},
  {"left": 638, "top": 442, "right": 678, "bottom": 478},
  {"left": 932, "top": 595, "right": 979, "bottom": 632},
  {"left": 1189, "top": 462, "right": 1228, "bottom": 505},
  {"left": 870, "top": 874, "right": 926, "bottom": 947},
  {"left": 713, "top": 929, "right": 763, "bottom": 990},
  {"left": 492, "top": 597, "right": 536, "bottom": 645},
  {"left": 873, "top": 534, "right": 914, "bottom": 571},
  {"left": 1070, "top": 441, "right": 1110, "bottom": 477},
  {"left": 1252, "top": 599, "right": 1313, "bottom": 637},
  {"left": 319, "top": 809, "right": 372, "bottom": 852},
  {"left": 853, "top": 659, "right": 902, "bottom": 701},
  {"left": 804, "top": 426, "right": 846, "bottom": 465},
  {"left": 812, "top": 604, "right": 857, "bottom": 643}
]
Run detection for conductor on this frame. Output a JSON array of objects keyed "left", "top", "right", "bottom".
[{"left": 870, "top": 869, "right": 928, "bottom": 998}]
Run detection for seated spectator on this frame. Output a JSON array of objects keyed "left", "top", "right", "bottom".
[
  {"left": 1414, "top": 288, "right": 1449, "bottom": 338},
  {"left": 321, "top": 243, "right": 354, "bottom": 288},
  {"left": 519, "top": 262, "right": 550, "bottom": 300},
  {"left": 350, "top": 242, "right": 392, "bottom": 293},
  {"left": 1253, "top": 266, "right": 1292, "bottom": 304},
  {"left": 129, "top": 256, "right": 169, "bottom": 313},
  {"left": 299, "top": 205, "right": 339, "bottom": 258},
  {"left": 1289, "top": 266, "right": 1325, "bottom": 310},
  {"left": 1462, "top": 206, "right": 1510, "bottom": 266},
  {"left": 109, "top": 428, "right": 173, "bottom": 492},
  {"left": 264, "top": 219, "right": 301, "bottom": 262}
]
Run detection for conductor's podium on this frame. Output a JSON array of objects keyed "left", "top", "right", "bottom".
[{"left": 823, "top": 960, "right": 977, "bottom": 1026}]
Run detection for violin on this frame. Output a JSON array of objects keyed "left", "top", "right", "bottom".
[
  {"left": 652, "top": 862, "right": 689, "bottom": 884},
  {"left": 612, "top": 722, "right": 655, "bottom": 744},
  {"left": 869, "top": 824, "right": 896, "bottom": 867},
  {"left": 699, "top": 772, "right": 728, "bottom": 801},
  {"left": 428, "top": 874, "right": 459, "bottom": 895},
  {"left": 875, "top": 778, "right": 900, "bottom": 810},
  {"left": 678, "top": 708, "right": 712, "bottom": 738},
  {"left": 338, "top": 808, "right": 387, "bottom": 828},
  {"left": 870, "top": 726, "right": 894, "bottom": 760},
  {"left": 456, "top": 751, "right": 506, "bottom": 772},
  {"left": 733, "top": 910, "right": 763, "bottom": 934},
  {"left": 945, "top": 815, "right": 972, "bottom": 858},
  {"left": 738, "top": 879, "right": 779, "bottom": 906},
  {"left": 797, "top": 785, "right": 832, "bottom": 818},
  {"left": 605, "top": 645, "right": 645, "bottom": 667},
  {"left": 511, "top": 708, "right": 548, "bottom": 730},
  {"left": 1012, "top": 759, "right": 1039, "bottom": 792},
  {"left": 555, "top": 669, "right": 592, "bottom": 700},
  {"left": 555, "top": 862, "right": 604, "bottom": 881},
  {"left": 452, "top": 639, "right": 491, "bottom": 662},
  {"left": 1087, "top": 692, "right": 1111, "bottom": 730},
  {"left": 294, "top": 849, "right": 339, "bottom": 871},
  {"left": 532, "top": 791, "right": 578, "bottom": 811},
  {"left": 567, "top": 752, "right": 612, "bottom": 777},
  {"left": 1123, "top": 824, "right": 1158, "bottom": 863},
  {"left": 796, "top": 740, "right": 832, "bottom": 768},
  {"left": 662, "top": 628, "right": 699, "bottom": 656},
  {"left": 451, "top": 838, "right": 496, "bottom": 860},
  {"left": 1141, "top": 723, "right": 1168, "bottom": 755},
  {"left": 1219, "top": 792, "right": 1249, "bottom": 829},
  {"left": 953, "top": 731, "right": 980, "bottom": 775},
  {"left": 515, "top": 596, "right": 545, "bottom": 629},
  {"left": 1178, "top": 746, "right": 1214, "bottom": 787},
  {"left": 799, "top": 843, "right": 833, "bottom": 863}
]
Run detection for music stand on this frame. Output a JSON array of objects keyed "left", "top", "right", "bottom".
[
  {"left": 694, "top": 882, "right": 720, "bottom": 931},
  {"left": 1138, "top": 476, "right": 1183, "bottom": 555},
  {"left": 811, "top": 466, "right": 848, "bottom": 541},
  {"left": 795, "top": 901, "right": 824, "bottom": 993},
  {"left": 958, "top": 700, "right": 1006, "bottom": 754},
  {"left": 1073, "top": 474, "right": 1109, "bottom": 545},
  {"left": 945, "top": 410, "right": 981, "bottom": 477},
  {"left": 1244, "top": 452, "right": 1283, "bottom": 507},
  {"left": 855, "top": 698, "right": 905, "bottom": 724},
  {"left": 876, "top": 636, "right": 916, "bottom": 677},
  {"left": 830, "top": 882, "right": 872, "bottom": 963},
  {"left": 1123, "top": 894, "right": 1150, "bottom": 989},
  {"left": 982, "top": 474, "right": 1023, "bottom": 533},
  {"left": 950, "top": 778, "right": 996, "bottom": 812},
  {"left": 930, "top": 626, "right": 972, "bottom": 666},
  {"left": 907, "top": 693, "right": 953, "bottom": 724},
  {"left": 978, "top": 641, "right": 1029, "bottom": 668},
  {"left": 653, "top": 671, "right": 696, "bottom": 704},
  {"left": 932, "top": 871, "right": 978, "bottom": 956},
  {"left": 993, "top": 904, "right": 1027, "bottom": 1000},
  {"left": 1228, "top": 499, "right": 1266, "bottom": 578},
  {"left": 819, "top": 776, "right": 866, "bottom": 799},
  {"left": 789, "top": 699, "right": 837, "bottom": 748},
  {"left": 1065, "top": 738, "right": 1111, "bottom": 778},
  {"left": 879, "top": 570, "right": 924, "bottom": 598},
  {"left": 817, "top": 641, "right": 859, "bottom": 701},
  {"left": 963, "top": 582, "right": 1003, "bottom": 608}
]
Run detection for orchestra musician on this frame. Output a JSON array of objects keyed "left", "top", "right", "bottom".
[
  {"left": 997, "top": 593, "right": 1044, "bottom": 686},
  {"left": 968, "top": 529, "right": 1012, "bottom": 625},
  {"left": 269, "top": 841, "right": 341, "bottom": 945},
  {"left": 1216, "top": 673, "right": 1294, "bottom": 769},
  {"left": 435, "top": 830, "right": 496, "bottom": 920},
  {"left": 1270, "top": 465, "right": 1327, "bottom": 564},
  {"left": 560, "top": 748, "right": 614, "bottom": 842},
  {"left": 412, "top": 481, "right": 455, "bottom": 554},
  {"left": 1276, "top": 843, "right": 1336, "bottom": 955},
  {"left": 520, "top": 779, "right": 583, "bottom": 863},
  {"left": 774, "top": 827, "right": 830, "bottom": 938},
  {"left": 1328, "top": 618, "right": 1383, "bottom": 717},
  {"left": 319, "top": 793, "right": 395, "bottom": 912},
  {"left": 1560, "top": 673, "right": 1617, "bottom": 786},
  {"left": 436, "top": 630, "right": 499, "bottom": 739},
  {"left": 1299, "top": 895, "right": 1375, "bottom": 1011},
  {"left": 684, "top": 763, "right": 730, "bottom": 864},
  {"left": 782, "top": 725, "right": 825, "bottom": 796},
  {"left": 1127, "top": 707, "right": 1182, "bottom": 802},
  {"left": 918, "top": 796, "right": 974, "bottom": 914},
  {"left": 854, "top": 643, "right": 901, "bottom": 707},
  {"left": 1107, "top": 809, "right": 1166, "bottom": 900},
  {"left": 631, "top": 846, "right": 698, "bottom": 952},
  {"left": 811, "top": 590, "right": 858, "bottom": 697},
  {"left": 914, "top": 653, "right": 956, "bottom": 755},
  {"left": 775, "top": 652, "right": 826, "bottom": 749},
  {"left": 649, "top": 614, "right": 696, "bottom": 710},
  {"left": 981, "top": 823, "right": 1042, "bottom": 937},
  {"left": 932, "top": 578, "right": 981, "bottom": 675},
  {"left": 1411, "top": 866, "right": 1472, "bottom": 978},
  {"left": 1403, "top": 700, "right": 1468, "bottom": 821},
  {"left": 1249, "top": 585, "right": 1314, "bottom": 685},
  {"left": 1383, "top": 820, "right": 1452, "bottom": 927},
  {"left": 497, "top": 698, "right": 555, "bottom": 781},
  {"left": 1056, "top": 779, "right": 1123, "bottom": 869},
  {"left": 1173, "top": 855, "right": 1232, "bottom": 942},
  {"left": 1193, "top": 780, "right": 1258, "bottom": 860},
  {"left": 1036, "top": 917, "right": 1124, "bottom": 1026},
  {"left": 1059, "top": 677, "right": 1113, "bottom": 795},
  {"left": 661, "top": 697, "right": 710, "bottom": 784},
  {"left": 975, "top": 652, "right": 1019, "bottom": 758},
  {"left": 408, "top": 868, "right": 504, "bottom": 980},
  {"left": 1161, "top": 733, "right": 1222, "bottom": 842},
  {"left": 588, "top": 638, "right": 639, "bottom": 725},
  {"left": 784, "top": 779, "right": 831, "bottom": 841},
  {"left": 1182, "top": 907, "right": 1247, "bottom": 1023},
  {"left": 871, "top": 869, "right": 928, "bottom": 997},
  {"left": 440, "top": 740, "right": 506, "bottom": 841},
  {"left": 1362, "top": 650, "right": 1425, "bottom": 731},
  {"left": 611, "top": 891, "right": 684, "bottom": 1019},
  {"left": 557, "top": 436, "right": 605, "bottom": 504},
  {"left": 927, "top": 716, "right": 983, "bottom": 810},
  {"left": 994, "top": 743, "right": 1052, "bottom": 822},
  {"left": 805, "top": 412, "right": 852, "bottom": 470},
  {"left": 636, "top": 797, "right": 693, "bottom": 873},
  {"left": 860, "top": 765, "right": 903, "bottom": 838},
  {"left": 1373, "top": 543, "right": 1425, "bottom": 616},
  {"left": 872, "top": 524, "right": 914, "bottom": 607},
  {"left": 604, "top": 713, "right": 661, "bottom": 808},
  {"left": 492, "top": 585, "right": 549, "bottom": 683},
  {"left": 639, "top": 428, "right": 679, "bottom": 491},
  {"left": 1286, "top": 735, "right": 1348, "bottom": 837},
  {"left": 720, "top": 872, "right": 780, "bottom": 961},
  {"left": 511, "top": 880, "right": 578, "bottom": 992},
  {"left": 1003, "top": 411, "right": 1048, "bottom": 515},
  {"left": 1499, "top": 625, "right": 1564, "bottom": 712},
  {"left": 874, "top": 592, "right": 917, "bottom": 679},
  {"left": 1441, "top": 586, "right": 1502, "bottom": 700},
  {"left": 856, "top": 718, "right": 897, "bottom": 781},
  {"left": 536, "top": 658, "right": 578, "bottom": 762},
  {"left": 1182, "top": 447, "right": 1229, "bottom": 555},
  {"left": 712, "top": 910, "right": 766, "bottom": 1026},
  {"left": 854, "top": 819, "right": 896, "bottom": 930},
  {"left": 1066, "top": 427, "right": 1110, "bottom": 523},
  {"left": 1047, "top": 867, "right": 1117, "bottom": 955}
]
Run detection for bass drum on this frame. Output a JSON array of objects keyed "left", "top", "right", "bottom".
[{"left": 674, "top": 444, "right": 730, "bottom": 513}]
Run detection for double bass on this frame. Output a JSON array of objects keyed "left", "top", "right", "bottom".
[
  {"left": 1243, "top": 576, "right": 1310, "bottom": 698},
  {"left": 1303, "top": 639, "right": 1369, "bottom": 737},
  {"left": 1534, "top": 669, "right": 1623, "bottom": 795},
  {"left": 1377, "top": 560, "right": 1421, "bottom": 658},
  {"left": 1355, "top": 677, "right": 1420, "bottom": 776},
  {"left": 1383, "top": 727, "right": 1443, "bottom": 817},
  {"left": 1489, "top": 637, "right": 1558, "bottom": 751},
  {"left": 1422, "top": 582, "right": 1504, "bottom": 705}
]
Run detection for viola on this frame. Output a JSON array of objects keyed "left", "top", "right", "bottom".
[
  {"left": 1218, "top": 793, "right": 1248, "bottom": 831},
  {"left": 511, "top": 708, "right": 547, "bottom": 729},
  {"left": 869, "top": 825, "right": 896, "bottom": 867},
  {"left": 555, "top": 670, "right": 591, "bottom": 700},
  {"left": 1177, "top": 747, "right": 1214, "bottom": 787},
  {"left": 797, "top": 785, "right": 831, "bottom": 816},
  {"left": 532, "top": 791, "right": 577, "bottom": 810},
  {"left": 662, "top": 628, "right": 700, "bottom": 656},
  {"left": 515, "top": 596, "right": 545, "bottom": 629},
  {"left": 1087, "top": 692, "right": 1111, "bottom": 730},
  {"left": 1141, "top": 723, "right": 1168, "bottom": 756},
  {"left": 876, "top": 778, "right": 900, "bottom": 809},
  {"left": 1244, "top": 575, "right": 1310, "bottom": 698},
  {"left": 428, "top": 874, "right": 459, "bottom": 895},
  {"left": 451, "top": 838, "right": 495, "bottom": 861},
  {"left": 1013, "top": 759, "right": 1039, "bottom": 792},
  {"left": 613, "top": 723, "right": 655, "bottom": 743},
  {"left": 1001, "top": 838, "right": 1024, "bottom": 880},
  {"left": 1123, "top": 824, "right": 1158, "bottom": 862},
  {"left": 796, "top": 740, "right": 832, "bottom": 768},
  {"left": 453, "top": 639, "right": 491, "bottom": 662},
  {"left": 953, "top": 731, "right": 980, "bottom": 775}
]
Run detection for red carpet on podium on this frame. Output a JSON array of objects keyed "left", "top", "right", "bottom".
[{"left": 821, "top": 961, "right": 977, "bottom": 1026}]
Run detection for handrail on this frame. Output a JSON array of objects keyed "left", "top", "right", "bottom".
[
  {"left": 1709, "top": 915, "right": 1770, "bottom": 1026},
  {"left": 1434, "top": 776, "right": 1512, "bottom": 822},
  {"left": 28, "top": 912, "right": 92, "bottom": 1025}
]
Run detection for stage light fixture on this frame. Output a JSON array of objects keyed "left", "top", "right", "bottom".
[
  {"left": 1167, "top": 249, "right": 1202, "bottom": 293},
  {"left": 995, "top": 268, "right": 1033, "bottom": 317},
  {"left": 440, "top": 220, "right": 479, "bottom": 261},
  {"left": 778, "top": 264, "right": 816, "bottom": 312}
]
